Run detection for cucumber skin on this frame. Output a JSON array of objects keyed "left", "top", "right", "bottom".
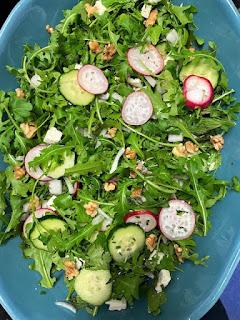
[
  {"left": 59, "top": 70, "right": 95, "bottom": 106},
  {"left": 30, "top": 218, "right": 66, "bottom": 250},
  {"left": 108, "top": 225, "right": 145, "bottom": 263},
  {"left": 74, "top": 269, "right": 112, "bottom": 306},
  {"left": 179, "top": 57, "right": 219, "bottom": 88}
]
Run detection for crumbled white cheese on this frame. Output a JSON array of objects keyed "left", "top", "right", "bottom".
[
  {"left": 105, "top": 298, "right": 127, "bottom": 311},
  {"left": 127, "top": 77, "right": 143, "bottom": 88},
  {"left": 101, "top": 218, "right": 113, "bottom": 231},
  {"left": 74, "top": 257, "right": 85, "bottom": 270},
  {"left": 75, "top": 63, "right": 83, "bottom": 70},
  {"left": 44, "top": 127, "right": 63, "bottom": 144},
  {"left": 42, "top": 195, "right": 57, "bottom": 211},
  {"left": 166, "top": 29, "right": 179, "bottom": 45},
  {"left": 148, "top": 0, "right": 161, "bottom": 4},
  {"left": 155, "top": 270, "right": 171, "bottom": 293},
  {"left": 48, "top": 180, "right": 63, "bottom": 195},
  {"left": 141, "top": 4, "right": 152, "bottom": 19},
  {"left": 95, "top": 0, "right": 107, "bottom": 15},
  {"left": 112, "top": 92, "right": 123, "bottom": 103},
  {"left": 99, "top": 92, "right": 110, "bottom": 100},
  {"left": 148, "top": 250, "right": 165, "bottom": 264},
  {"left": 30, "top": 74, "right": 42, "bottom": 88},
  {"left": 16, "top": 155, "right": 24, "bottom": 161},
  {"left": 168, "top": 134, "right": 183, "bottom": 143}
]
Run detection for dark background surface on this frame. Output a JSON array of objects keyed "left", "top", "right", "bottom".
[{"left": 0, "top": 0, "right": 239, "bottom": 319}]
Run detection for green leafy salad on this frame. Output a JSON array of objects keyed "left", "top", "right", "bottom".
[{"left": 0, "top": 0, "right": 240, "bottom": 316}]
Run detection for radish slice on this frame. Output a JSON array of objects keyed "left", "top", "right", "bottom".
[
  {"left": 64, "top": 177, "right": 80, "bottom": 196},
  {"left": 122, "top": 92, "right": 153, "bottom": 126},
  {"left": 124, "top": 210, "right": 157, "bottom": 232},
  {"left": 25, "top": 144, "right": 52, "bottom": 181},
  {"left": 183, "top": 75, "right": 214, "bottom": 109},
  {"left": 158, "top": 200, "right": 195, "bottom": 241},
  {"left": 77, "top": 65, "right": 108, "bottom": 94},
  {"left": 23, "top": 208, "right": 55, "bottom": 238},
  {"left": 127, "top": 45, "right": 164, "bottom": 76}
]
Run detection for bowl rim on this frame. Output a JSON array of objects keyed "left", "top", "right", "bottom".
[{"left": 0, "top": 0, "right": 240, "bottom": 319}]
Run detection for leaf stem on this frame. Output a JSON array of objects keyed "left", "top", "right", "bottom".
[
  {"left": 119, "top": 119, "right": 178, "bottom": 147},
  {"left": 95, "top": 99, "right": 103, "bottom": 124},
  {"left": 212, "top": 89, "right": 235, "bottom": 104}
]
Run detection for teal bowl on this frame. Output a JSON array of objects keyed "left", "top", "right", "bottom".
[{"left": 0, "top": 1, "right": 240, "bottom": 319}]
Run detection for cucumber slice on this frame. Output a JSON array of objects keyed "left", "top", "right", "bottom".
[
  {"left": 74, "top": 269, "right": 112, "bottom": 305},
  {"left": 59, "top": 70, "right": 95, "bottom": 106},
  {"left": 30, "top": 217, "right": 66, "bottom": 250},
  {"left": 179, "top": 57, "right": 219, "bottom": 88},
  {"left": 48, "top": 152, "right": 75, "bottom": 179},
  {"left": 109, "top": 225, "right": 145, "bottom": 262}
]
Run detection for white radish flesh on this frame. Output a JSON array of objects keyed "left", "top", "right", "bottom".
[
  {"left": 23, "top": 208, "right": 55, "bottom": 238},
  {"left": 122, "top": 92, "right": 153, "bottom": 126},
  {"left": 25, "top": 144, "right": 51, "bottom": 181},
  {"left": 159, "top": 200, "right": 195, "bottom": 241},
  {"left": 124, "top": 210, "right": 157, "bottom": 232},
  {"left": 78, "top": 65, "right": 108, "bottom": 94},
  {"left": 48, "top": 180, "right": 63, "bottom": 195},
  {"left": 127, "top": 45, "right": 164, "bottom": 76},
  {"left": 183, "top": 75, "right": 214, "bottom": 109}
]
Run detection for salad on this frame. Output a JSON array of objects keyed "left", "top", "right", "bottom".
[{"left": 0, "top": 0, "right": 240, "bottom": 316}]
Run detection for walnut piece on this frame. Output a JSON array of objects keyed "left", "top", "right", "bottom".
[
  {"left": 172, "top": 143, "right": 188, "bottom": 157},
  {"left": 125, "top": 147, "right": 136, "bottom": 160},
  {"left": 103, "top": 44, "right": 116, "bottom": 61},
  {"left": 14, "top": 166, "right": 26, "bottom": 180},
  {"left": 15, "top": 88, "right": 25, "bottom": 99},
  {"left": 185, "top": 141, "right": 199, "bottom": 154},
  {"left": 129, "top": 171, "right": 137, "bottom": 179},
  {"left": 189, "top": 47, "right": 196, "bottom": 52},
  {"left": 146, "top": 234, "right": 157, "bottom": 252},
  {"left": 131, "top": 188, "right": 142, "bottom": 199},
  {"left": 172, "top": 141, "right": 199, "bottom": 157},
  {"left": 84, "top": 201, "right": 98, "bottom": 217},
  {"left": 144, "top": 9, "right": 158, "bottom": 27},
  {"left": 104, "top": 181, "right": 117, "bottom": 192},
  {"left": 89, "top": 40, "right": 101, "bottom": 54},
  {"left": 20, "top": 123, "right": 37, "bottom": 139},
  {"left": 174, "top": 244, "right": 184, "bottom": 263},
  {"left": 210, "top": 135, "right": 224, "bottom": 151},
  {"left": 107, "top": 127, "right": 117, "bottom": 138},
  {"left": 64, "top": 260, "right": 79, "bottom": 280},
  {"left": 85, "top": 3, "right": 97, "bottom": 17},
  {"left": 29, "top": 196, "right": 40, "bottom": 211},
  {"left": 46, "top": 24, "right": 54, "bottom": 33}
]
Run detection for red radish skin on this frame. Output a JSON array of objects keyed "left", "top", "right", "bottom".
[
  {"left": 183, "top": 75, "right": 214, "bottom": 109},
  {"left": 158, "top": 200, "right": 196, "bottom": 241},
  {"left": 23, "top": 208, "right": 55, "bottom": 238},
  {"left": 25, "top": 144, "right": 52, "bottom": 181},
  {"left": 124, "top": 210, "right": 157, "bottom": 232},
  {"left": 122, "top": 92, "right": 153, "bottom": 126},
  {"left": 127, "top": 45, "right": 164, "bottom": 76},
  {"left": 77, "top": 65, "right": 108, "bottom": 94}
]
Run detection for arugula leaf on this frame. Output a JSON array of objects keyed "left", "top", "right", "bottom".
[
  {"left": 10, "top": 97, "right": 33, "bottom": 122},
  {"left": 24, "top": 245, "right": 56, "bottom": 288},
  {"left": 231, "top": 176, "right": 240, "bottom": 192},
  {"left": 65, "top": 160, "right": 104, "bottom": 176},
  {"left": 87, "top": 244, "right": 112, "bottom": 270},
  {"left": 147, "top": 287, "right": 167, "bottom": 316},
  {"left": 113, "top": 273, "right": 144, "bottom": 303},
  {"left": 188, "top": 160, "right": 208, "bottom": 236}
]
